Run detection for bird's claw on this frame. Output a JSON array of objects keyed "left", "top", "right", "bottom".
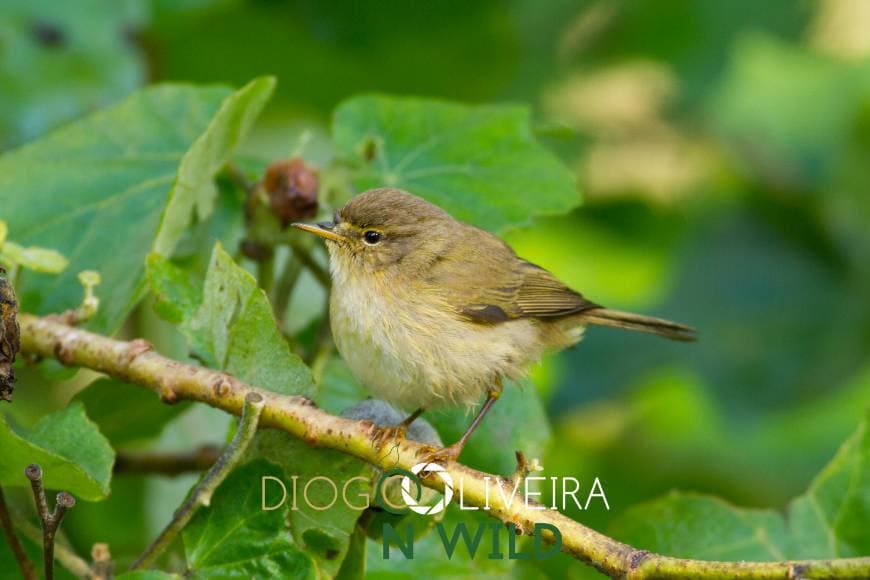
[
  {"left": 418, "top": 441, "right": 464, "bottom": 467},
  {"left": 371, "top": 424, "right": 408, "bottom": 448}
]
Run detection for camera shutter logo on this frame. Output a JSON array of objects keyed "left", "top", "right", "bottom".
[{"left": 401, "top": 462, "right": 454, "bottom": 515}]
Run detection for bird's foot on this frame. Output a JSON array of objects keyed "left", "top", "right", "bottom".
[
  {"left": 371, "top": 424, "right": 408, "bottom": 449},
  {"left": 418, "top": 441, "right": 464, "bottom": 467}
]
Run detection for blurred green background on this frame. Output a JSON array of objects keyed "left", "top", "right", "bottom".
[{"left": 3, "top": 0, "right": 870, "bottom": 577}]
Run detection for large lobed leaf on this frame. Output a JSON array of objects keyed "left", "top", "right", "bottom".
[
  {"left": 146, "top": 244, "right": 315, "bottom": 398},
  {"left": 0, "top": 402, "right": 114, "bottom": 501},
  {"left": 249, "top": 431, "right": 373, "bottom": 578},
  {"left": 183, "top": 459, "right": 316, "bottom": 578},
  {"left": 333, "top": 95, "right": 580, "bottom": 233},
  {"left": 611, "top": 413, "right": 870, "bottom": 560},
  {"left": 0, "top": 76, "right": 274, "bottom": 333}
]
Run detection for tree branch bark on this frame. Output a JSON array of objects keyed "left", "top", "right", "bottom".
[
  {"left": 18, "top": 313, "right": 870, "bottom": 579},
  {"left": 114, "top": 446, "right": 221, "bottom": 476}
]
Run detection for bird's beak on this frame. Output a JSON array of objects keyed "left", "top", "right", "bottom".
[{"left": 291, "top": 221, "right": 347, "bottom": 243}]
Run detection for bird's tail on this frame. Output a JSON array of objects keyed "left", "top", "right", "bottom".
[{"left": 580, "top": 308, "right": 696, "bottom": 342}]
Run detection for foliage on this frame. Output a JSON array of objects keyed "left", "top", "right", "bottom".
[
  {"left": 147, "top": 244, "right": 314, "bottom": 397},
  {"left": 183, "top": 459, "right": 316, "bottom": 577},
  {"left": 0, "top": 78, "right": 272, "bottom": 333},
  {"left": 612, "top": 414, "right": 870, "bottom": 559},
  {"left": 333, "top": 96, "right": 580, "bottom": 232},
  {"left": 0, "top": 403, "right": 113, "bottom": 501},
  {"left": 1, "top": 1, "right": 869, "bottom": 578}
]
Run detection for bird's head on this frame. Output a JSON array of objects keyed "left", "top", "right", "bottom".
[{"left": 293, "top": 188, "right": 456, "bottom": 279}]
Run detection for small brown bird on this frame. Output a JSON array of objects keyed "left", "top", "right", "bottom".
[{"left": 294, "top": 188, "right": 694, "bottom": 462}]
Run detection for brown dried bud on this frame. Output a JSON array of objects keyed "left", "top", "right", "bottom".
[
  {"left": 0, "top": 274, "right": 20, "bottom": 403},
  {"left": 262, "top": 158, "right": 319, "bottom": 226}
]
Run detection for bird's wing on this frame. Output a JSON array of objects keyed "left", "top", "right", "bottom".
[
  {"left": 430, "top": 227, "right": 599, "bottom": 323},
  {"left": 510, "top": 261, "right": 600, "bottom": 318}
]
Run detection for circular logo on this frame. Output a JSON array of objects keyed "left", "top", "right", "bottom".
[{"left": 401, "top": 462, "right": 454, "bottom": 515}]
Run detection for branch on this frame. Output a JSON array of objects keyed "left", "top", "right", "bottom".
[
  {"left": 25, "top": 464, "right": 75, "bottom": 580},
  {"left": 130, "top": 392, "right": 265, "bottom": 570},
  {"left": 11, "top": 505, "right": 90, "bottom": 578},
  {"left": 18, "top": 313, "right": 870, "bottom": 579},
  {"left": 115, "top": 445, "right": 221, "bottom": 476},
  {"left": 0, "top": 485, "right": 37, "bottom": 580}
]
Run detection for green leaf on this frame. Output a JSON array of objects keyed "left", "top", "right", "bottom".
[
  {"left": 0, "top": 402, "right": 114, "bottom": 500},
  {"left": 428, "top": 379, "right": 551, "bottom": 476},
  {"left": 249, "top": 430, "right": 372, "bottom": 577},
  {"left": 0, "top": 77, "right": 273, "bottom": 333},
  {"left": 333, "top": 95, "right": 580, "bottom": 233},
  {"left": 145, "top": 253, "right": 202, "bottom": 325},
  {"left": 0, "top": 0, "right": 146, "bottom": 149},
  {"left": 611, "top": 413, "right": 870, "bottom": 560},
  {"left": 335, "top": 523, "right": 367, "bottom": 580},
  {"left": 72, "top": 378, "right": 189, "bottom": 446},
  {"left": 183, "top": 459, "right": 316, "bottom": 578},
  {"left": 153, "top": 76, "right": 275, "bottom": 255},
  {"left": 315, "top": 355, "right": 368, "bottom": 415},
  {"left": 146, "top": 244, "right": 315, "bottom": 397},
  {"left": 366, "top": 507, "right": 516, "bottom": 578},
  {"left": 0, "top": 241, "right": 68, "bottom": 273}
]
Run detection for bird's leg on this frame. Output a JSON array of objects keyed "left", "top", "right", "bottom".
[
  {"left": 398, "top": 407, "right": 424, "bottom": 430},
  {"left": 373, "top": 407, "right": 425, "bottom": 447},
  {"left": 421, "top": 384, "right": 502, "bottom": 465}
]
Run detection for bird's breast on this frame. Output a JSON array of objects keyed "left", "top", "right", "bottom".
[{"left": 329, "top": 274, "right": 546, "bottom": 410}]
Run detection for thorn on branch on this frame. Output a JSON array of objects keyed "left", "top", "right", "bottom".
[
  {"left": 25, "top": 463, "right": 76, "bottom": 580},
  {"left": 129, "top": 392, "right": 265, "bottom": 571}
]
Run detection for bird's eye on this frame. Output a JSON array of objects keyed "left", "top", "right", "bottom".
[{"left": 363, "top": 230, "right": 382, "bottom": 245}]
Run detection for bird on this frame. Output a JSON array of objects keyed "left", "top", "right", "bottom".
[{"left": 294, "top": 188, "right": 694, "bottom": 463}]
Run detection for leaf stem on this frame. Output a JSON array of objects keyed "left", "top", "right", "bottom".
[
  {"left": 10, "top": 506, "right": 90, "bottom": 578},
  {"left": 129, "top": 392, "right": 265, "bottom": 571},
  {"left": 256, "top": 252, "right": 275, "bottom": 294},
  {"left": 0, "top": 485, "right": 37, "bottom": 580},
  {"left": 271, "top": 255, "right": 302, "bottom": 326},
  {"left": 18, "top": 313, "right": 870, "bottom": 579}
]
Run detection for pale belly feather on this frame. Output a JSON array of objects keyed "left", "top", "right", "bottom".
[{"left": 329, "top": 276, "right": 545, "bottom": 411}]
